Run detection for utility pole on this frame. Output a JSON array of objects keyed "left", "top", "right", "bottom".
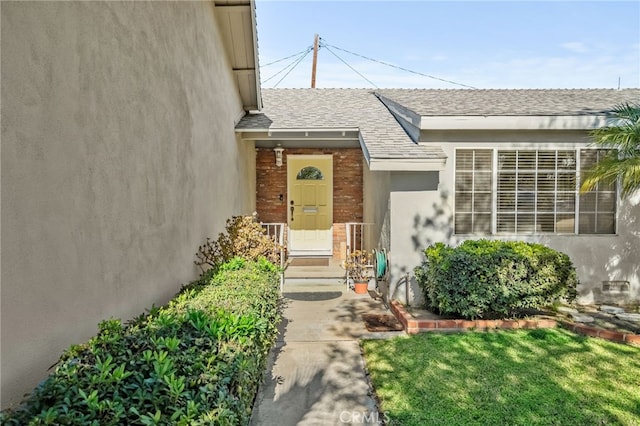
[{"left": 311, "top": 34, "right": 319, "bottom": 88}]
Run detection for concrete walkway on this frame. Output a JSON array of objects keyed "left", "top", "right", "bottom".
[{"left": 250, "top": 280, "right": 402, "bottom": 425}]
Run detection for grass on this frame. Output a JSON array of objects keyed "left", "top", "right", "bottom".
[{"left": 362, "top": 329, "right": 640, "bottom": 425}]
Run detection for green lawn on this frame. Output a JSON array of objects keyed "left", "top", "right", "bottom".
[{"left": 362, "top": 329, "right": 640, "bottom": 425}]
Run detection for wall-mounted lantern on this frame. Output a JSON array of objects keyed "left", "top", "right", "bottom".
[{"left": 274, "top": 144, "right": 284, "bottom": 167}]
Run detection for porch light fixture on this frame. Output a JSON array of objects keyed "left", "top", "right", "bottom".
[{"left": 274, "top": 144, "right": 284, "bottom": 167}]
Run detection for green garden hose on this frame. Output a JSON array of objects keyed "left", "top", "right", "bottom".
[{"left": 375, "top": 250, "right": 387, "bottom": 279}]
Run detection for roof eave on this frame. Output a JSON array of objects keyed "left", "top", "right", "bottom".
[
  {"left": 249, "top": 0, "right": 262, "bottom": 111},
  {"left": 420, "top": 115, "right": 610, "bottom": 130},
  {"left": 214, "top": 0, "right": 261, "bottom": 111},
  {"left": 368, "top": 157, "right": 447, "bottom": 172},
  {"left": 235, "top": 127, "right": 361, "bottom": 142},
  {"left": 236, "top": 126, "right": 360, "bottom": 133}
]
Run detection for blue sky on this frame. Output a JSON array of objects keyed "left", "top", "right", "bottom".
[{"left": 255, "top": 1, "right": 640, "bottom": 89}]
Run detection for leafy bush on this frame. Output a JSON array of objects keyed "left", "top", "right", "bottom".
[
  {"left": 1, "top": 260, "right": 281, "bottom": 425},
  {"left": 414, "top": 240, "right": 578, "bottom": 319},
  {"left": 194, "top": 216, "right": 286, "bottom": 274}
]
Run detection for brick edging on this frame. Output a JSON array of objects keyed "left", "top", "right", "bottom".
[
  {"left": 557, "top": 320, "right": 640, "bottom": 345},
  {"left": 389, "top": 300, "right": 640, "bottom": 346},
  {"left": 390, "top": 300, "right": 556, "bottom": 334}
]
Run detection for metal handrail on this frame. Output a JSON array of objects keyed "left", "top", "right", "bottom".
[
  {"left": 345, "top": 222, "right": 373, "bottom": 255},
  {"left": 261, "top": 222, "right": 287, "bottom": 292}
]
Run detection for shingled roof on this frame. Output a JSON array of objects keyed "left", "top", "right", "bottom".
[
  {"left": 375, "top": 88, "right": 640, "bottom": 116},
  {"left": 236, "top": 88, "right": 446, "bottom": 161},
  {"left": 236, "top": 88, "right": 640, "bottom": 164}
]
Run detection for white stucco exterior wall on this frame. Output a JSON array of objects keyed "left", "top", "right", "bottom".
[
  {"left": 387, "top": 171, "right": 441, "bottom": 305},
  {"left": 362, "top": 165, "right": 391, "bottom": 251},
  {"left": 1, "top": 1, "right": 255, "bottom": 408},
  {"left": 385, "top": 129, "right": 640, "bottom": 307}
]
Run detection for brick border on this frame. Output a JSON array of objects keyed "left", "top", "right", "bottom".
[
  {"left": 390, "top": 300, "right": 557, "bottom": 334},
  {"left": 389, "top": 300, "right": 640, "bottom": 346},
  {"left": 557, "top": 320, "right": 640, "bottom": 346}
]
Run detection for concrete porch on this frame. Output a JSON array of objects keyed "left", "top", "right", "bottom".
[{"left": 284, "top": 256, "right": 345, "bottom": 280}]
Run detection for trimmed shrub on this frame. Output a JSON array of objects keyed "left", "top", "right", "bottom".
[
  {"left": 1, "top": 260, "right": 281, "bottom": 425},
  {"left": 414, "top": 240, "right": 578, "bottom": 319},
  {"left": 194, "top": 216, "right": 286, "bottom": 274}
]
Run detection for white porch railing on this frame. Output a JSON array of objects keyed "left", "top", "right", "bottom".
[
  {"left": 261, "top": 222, "right": 287, "bottom": 292},
  {"left": 261, "top": 222, "right": 286, "bottom": 246},
  {"left": 345, "top": 222, "right": 374, "bottom": 254},
  {"left": 345, "top": 222, "right": 374, "bottom": 290}
]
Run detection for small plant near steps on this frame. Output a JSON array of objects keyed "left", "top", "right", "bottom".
[{"left": 344, "top": 250, "right": 372, "bottom": 294}]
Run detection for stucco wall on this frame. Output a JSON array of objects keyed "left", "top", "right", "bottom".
[
  {"left": 1, "top": 1, "right": 255, "bottom": 408},
  {"left": 387, "top": 130, "right": 640, "bottom": 306},
  {"left": 387, "top": 172, "right": 441, "bottom": 305},
  {"left": 363, "top": 165, "right": 390, "bottom": 252}
]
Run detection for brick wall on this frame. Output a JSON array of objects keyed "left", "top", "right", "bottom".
[
  {"left": 256, "top": 147, "right": 363, "bottom": 259},
  {"left": 333, "top": 223, "right": 347, "bottom": 261},
  {"left": 255, "top": 148, "right": 288, "bottom": 223}
]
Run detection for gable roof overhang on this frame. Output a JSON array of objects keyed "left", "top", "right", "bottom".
[
  {"left": 238, "top": 127, "right": 362, "bottom": 149},
  {"left": 214, "top": 0, "right": 261, "bottom": 111},
  {"left": 235, "top": 89, "right": 449, "bottom": 171},
  {"left": 236, "top": 124, "right": 447, "bottom": 171},
  {"left": 238, "top": 127, "right": 361, "bottom": 141}
]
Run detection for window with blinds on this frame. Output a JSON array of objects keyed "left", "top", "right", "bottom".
[
  {"left": 454, "top": 149, "right": 616, "bottom": 235},
  {"left": 454, "top": 150, "right": 492, "bottom": 234},
  {"left": 579, "top": 149, "right": 616, "bottom": 234},
  {"left": 497, "top": 150, "right": 576, "bottom": 233}
]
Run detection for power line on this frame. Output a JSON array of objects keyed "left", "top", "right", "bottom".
[
  {"left": 323, "top": 45, "right": 379, "bottom": 88},
  {"left": 262, "top": 47, "right": 313, "bottom": 67},
  {"left": 272, "top": 49, "right": 312, "bottom": 88},
  {"left": 320, "top": 39, "right": 478, "bottom": 89},
  {"left": 262, "top": 50, "right": 308, "bottom": 83},
  {"left": 262, "top": 49, "right": 311, "bottom": 85}
]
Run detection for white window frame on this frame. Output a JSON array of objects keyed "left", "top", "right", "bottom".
[
  {"left": 454, "top": 149, "right": 493, "bottom": 234},
  {"left": 453, "top": 148, "right": 617, "bottom": 236},
  {"left": 577, "top": 149, "right": 618, "bottom": 235}
]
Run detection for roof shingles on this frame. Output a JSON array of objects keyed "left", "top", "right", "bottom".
[
  {"left": 237, "top": 88, "right": 445, "bottom": 160},
  {"left": 236, "top": 88, "right": 640, "bottom": 161},
  {"left": 376, "top": 88, "right": 640, "bottom": 116}
]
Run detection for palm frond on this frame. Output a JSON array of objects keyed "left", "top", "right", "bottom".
[
  {"left": 610, "top": 102, "right": 640, "bottom": 122},
  {"left": 581, "top": 157, "right": 640, "bottom": 197},
  {"left": 583, "top": 102, "right": 640, "bottom": 199}
]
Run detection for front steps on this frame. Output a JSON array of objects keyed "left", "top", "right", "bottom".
[{"left": 284, "top": 256, "right": 345, "bottom": 280}]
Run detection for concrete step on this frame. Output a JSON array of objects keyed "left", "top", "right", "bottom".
[
  {"left": 284, "top": 257, "right": 345, "bottom": 279},
  {"left": 616, "top": 313, "right": 640, "bottom": 322},
  {"left": 283, "top": 278, "right": 346, "bottom": 288},
  {"left": 600, "top": 305, "right": 625, "bottom": 314},
  {"left": 284, "top": 267, "right": 345, "bottom": 279},
  {"left": 571, "top": 313, "right": 595, "bottom": 323}
]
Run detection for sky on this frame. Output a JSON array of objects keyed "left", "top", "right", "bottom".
[{"left": 254, "top": 1, "right": 640, "bottom": 89}]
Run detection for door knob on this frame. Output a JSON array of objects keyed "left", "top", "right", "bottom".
[{"left": 290, "top": 205, "right": 295, "bottom": 220}]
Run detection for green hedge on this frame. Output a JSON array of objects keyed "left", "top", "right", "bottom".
[
  {"left": 414, "top": 240, "right": 578, "bottom": 320},
  {"left": 1, "top": 259, "right": 281, "bottom": 425}
]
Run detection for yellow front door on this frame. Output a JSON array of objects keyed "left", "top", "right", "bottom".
[{"left": 287, "top": 155, "right": 333, "bottom": 255}]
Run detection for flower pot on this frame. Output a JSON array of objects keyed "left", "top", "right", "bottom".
[{"left": 354, "top": 281, "right": 369, "bottom": 294}]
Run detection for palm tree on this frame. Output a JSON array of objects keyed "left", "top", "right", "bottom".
[{"left": 580, "top": 102, "right": 640, "bottom": 199}]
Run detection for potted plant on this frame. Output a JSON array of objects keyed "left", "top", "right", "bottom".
[{"left": 345, "top": 250, "right": 372, "bottom": 294}]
